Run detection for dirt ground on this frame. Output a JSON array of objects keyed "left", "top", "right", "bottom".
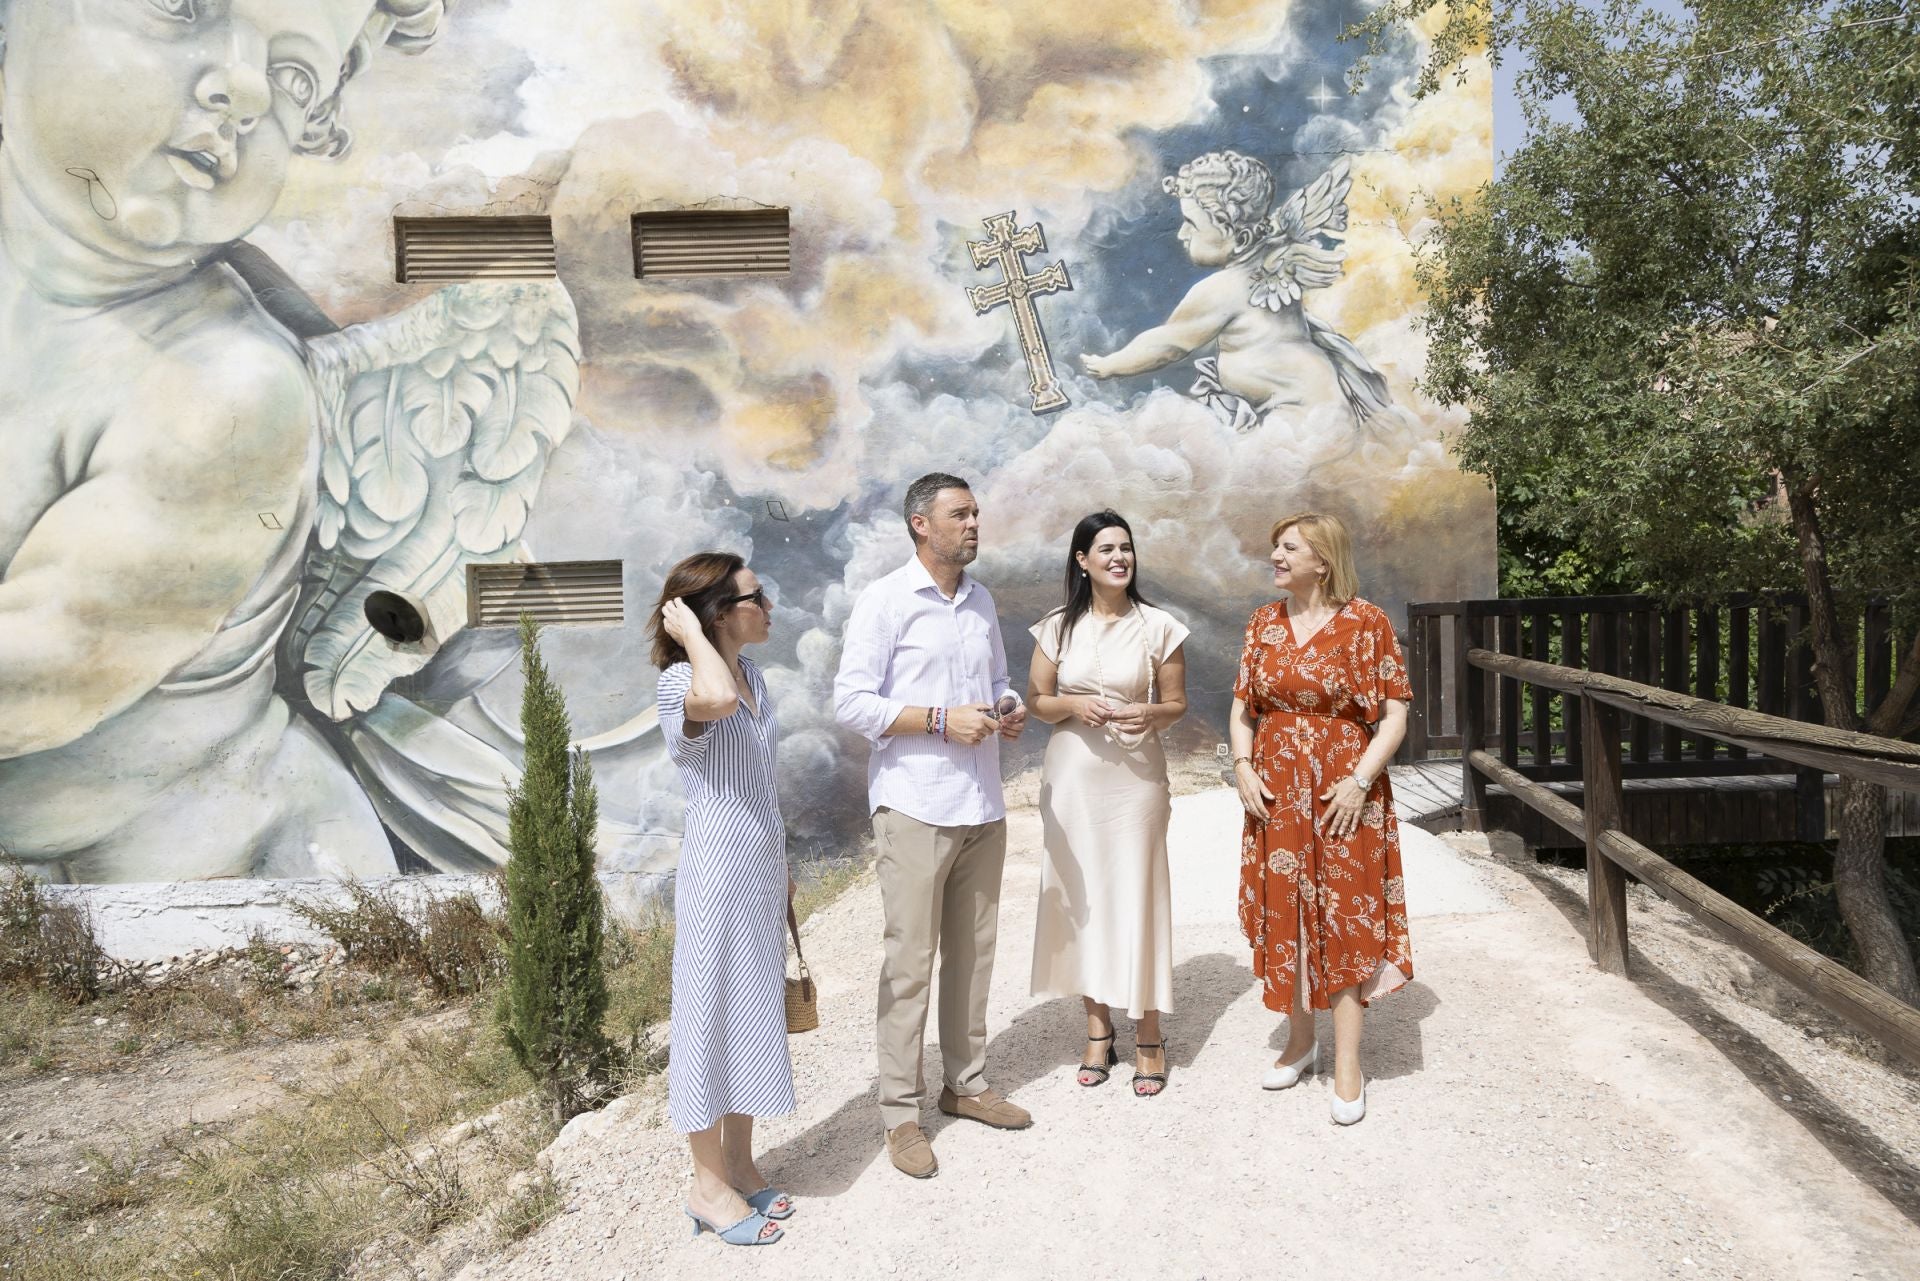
[{"left": 452, "top": 789, "right": 1920, "bottom": 1281}]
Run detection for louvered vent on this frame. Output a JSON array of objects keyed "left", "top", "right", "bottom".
[
  {"left": 469, "top": 561, "right": 624, "bottom": 628},
  {"left": 633, "top": 209, "right": 790, "bottom": 278},
  {"left": 395, "top": 216, "right": 557, "bottom": 283}
]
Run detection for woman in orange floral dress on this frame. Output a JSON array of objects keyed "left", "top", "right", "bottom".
[{"left": 1229, "top": 512, "right": 1411, "bottom": 1125}]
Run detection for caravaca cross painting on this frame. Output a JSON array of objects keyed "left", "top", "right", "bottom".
[{"left": 0, "top": 0, "right": 1491, "bottom": 883}]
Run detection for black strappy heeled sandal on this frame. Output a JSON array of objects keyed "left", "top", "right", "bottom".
[
  {"left": 1077, "top": 1033, "right": 1118, "bottom": 1087},
  {"left": 1133, "top": 1040, "right": 1169, "bottom": 1097}
]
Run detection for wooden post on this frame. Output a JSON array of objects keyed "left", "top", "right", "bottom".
[
  {"left": 1581, "top": 692, "right": 1629, "bottom": 974},
  {"left": 1459, "top": 612, "right": 1489, "bottom": 830}
]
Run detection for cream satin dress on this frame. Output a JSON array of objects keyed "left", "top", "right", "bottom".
[{"left": 1029, "top": 604, "right": 1189, "bottom": 1017}]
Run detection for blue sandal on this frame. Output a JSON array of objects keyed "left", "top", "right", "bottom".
[
  {"left": 744, "top": 1186, "right": 795, "bottom": 1220},
  {"left": 684, "top": 1206, "right": 784, "bottom": 1245}
]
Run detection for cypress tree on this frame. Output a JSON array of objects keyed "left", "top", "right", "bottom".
[{"left": 498, "top": 615, "right": 615, "bottom": 1122}]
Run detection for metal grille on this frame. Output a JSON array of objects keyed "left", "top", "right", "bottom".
[
  {"left": 633, "top": 209, "right": 790, "bottom": 278},
  {"left": 395, "top": 216, "right": 558, "bottom": 283},
  {"left": 468, "top": 561, "right": 623, "bottom": 628}
]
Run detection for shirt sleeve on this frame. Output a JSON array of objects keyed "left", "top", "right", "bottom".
[
  {"left": 834, "top": 587, "right": 905, "bottom": 745},
  {"left": 987, "top": 601, "right": 1013, "bottom": 705},
  {"left": 656, "top": 663, "right": 709, "bottom": 765}
]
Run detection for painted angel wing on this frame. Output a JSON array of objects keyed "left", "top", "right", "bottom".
[
  {"left": 1249, "top": 158, "right": 1353, "bottom": 312},
  {"left": 288, "top": 281, "right": 581, "bottom": 720}
]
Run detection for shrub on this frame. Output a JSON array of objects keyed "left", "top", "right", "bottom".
[{"left": 0, "top": 864, "right": 107, "bottom": 1003}]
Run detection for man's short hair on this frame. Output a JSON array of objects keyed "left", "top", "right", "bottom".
[{"left": 903, "top": 472, "right": 971, "bottom": 542}]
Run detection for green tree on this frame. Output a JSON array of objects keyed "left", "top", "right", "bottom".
[
  {"left": 498, "top": 615, "right": 616, "bottom": 1121},
  {"left": 1355, "top": 0, "right": 1920, "bottom": 1000}
]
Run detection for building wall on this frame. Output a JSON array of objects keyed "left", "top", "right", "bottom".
[{"left": 0, "top": 0, "right": 1493, "bottom": 885}]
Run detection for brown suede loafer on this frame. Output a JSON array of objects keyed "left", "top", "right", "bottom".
[
  {"left": 937, "top": 1086, "right": 1032, "bottom": 1130},
  {"left": 886, "top": 1122, "right": 938, "bottom": 1178}
]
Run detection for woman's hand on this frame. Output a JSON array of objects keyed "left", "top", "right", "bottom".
[
  {"left": 660, "top": 598, "right": 701, "bottom": 646},
  {"left": 1317, "top": 775, "right": 1368, "bottom": 841},
  {"left": 1235, "top": 759, "right": 1274, "bottom": 822},
  {"left": 1070, "top": 696, "right": 1115, "bottom": 729},
  {"left": 1106, "top": 702, "right": 1150, "bottom": 735}
]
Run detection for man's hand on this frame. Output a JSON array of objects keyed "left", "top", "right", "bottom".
[{"left": 946, "top": 704, "right": 997, "bottom": 746}]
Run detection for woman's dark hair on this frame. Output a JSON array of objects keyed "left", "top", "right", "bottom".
[
  {"left": 648, "top": 551, "right": 747, "bottom": 669},
  {"left": 1043, "top": 510, "right": 1153, "bottom": 653}
]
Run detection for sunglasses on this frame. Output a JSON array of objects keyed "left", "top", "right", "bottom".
[{"left": 723, "top": 588, "right": 770, "bottom": 611}]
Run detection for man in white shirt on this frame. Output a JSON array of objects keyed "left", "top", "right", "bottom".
[{"left": 834, "top": 472, "right": 1031, "bottom": 1178}]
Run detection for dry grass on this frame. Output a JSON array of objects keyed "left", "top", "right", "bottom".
[{"left": 0, "top": 856, "right": 871, "bottom": 1278}]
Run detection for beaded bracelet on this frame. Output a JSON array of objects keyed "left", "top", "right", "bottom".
[
  {"left": 936, "top": 706, "right": 948, "bottom": 741},
  {"left": 924, "top": 706, "right": 936, "bottom": 736}
]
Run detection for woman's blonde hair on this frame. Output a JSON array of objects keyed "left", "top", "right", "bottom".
[{"left": 1269, "top": 511, "right": 1359, "bottom": 605}]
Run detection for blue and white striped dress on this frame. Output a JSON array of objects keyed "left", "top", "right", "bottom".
[{"left": 660, "top": 658, "right": 797, "bottom": 1134}]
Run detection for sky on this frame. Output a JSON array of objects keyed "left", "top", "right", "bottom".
[{"left": 1492, "top": 0, "right": 1694, "bottom": 174}]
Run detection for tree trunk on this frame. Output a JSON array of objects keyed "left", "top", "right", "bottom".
[{"left": 1783, "top": 471, "right": 1920, "bottom": 1006}]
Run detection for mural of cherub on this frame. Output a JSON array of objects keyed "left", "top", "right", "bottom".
[
  {"left": 0, "top": 0, "right": 583, "bottom": 882},
  {"left": 1082, "top": 151, "right": 1391, "bottom": 434}
]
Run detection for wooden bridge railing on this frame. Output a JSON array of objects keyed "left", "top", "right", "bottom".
[
  {"left": 1457, "top": 647, "right": 1920, "bottom": 1066},
  {"left": 1400, "top": 594, "right": 1909, "bottom": 840}
]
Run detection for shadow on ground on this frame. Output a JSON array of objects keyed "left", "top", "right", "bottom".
[
  {"left": 1263, "top": 980, "right": 1441, "bottom": 1082},
  {"left": 1520, "top": 862, "right": 1920, "bottom": 1229},
  {"left": 761, "top": 952, "right": 1250, "bottom": 1197}
]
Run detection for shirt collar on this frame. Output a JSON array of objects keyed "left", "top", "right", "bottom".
[{"left": 903, "top": 553, "right": 974, "bottom": 605}]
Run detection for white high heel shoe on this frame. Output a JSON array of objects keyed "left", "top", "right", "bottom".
[
  {"left": 1261, "top": 1043, "right": 1317, "bottom": 1090},
  {"left": 1330, "top": 1077, "right": 1367, "bottom": 1126}
]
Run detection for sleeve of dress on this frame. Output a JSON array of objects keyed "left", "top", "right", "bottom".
[
  {"left": 1028, "top": 613, "right": 1063, "bottom": 663},
  {"left": 656, "top": 663, "right": 710, "bottom": 765},
  {"left": 1354, "top": 605, "right": 1414, "bottom": 717},
  {"left": 1154, "top": 607, "right": 1192, "bottom": 665},
  {"left": 1233, "top": 611, "right": 1260, "bottom": 705}
]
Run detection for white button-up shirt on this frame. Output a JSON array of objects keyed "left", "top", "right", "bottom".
[{"left": 834, "top": 555, "right": 1012, "bottom": 827}]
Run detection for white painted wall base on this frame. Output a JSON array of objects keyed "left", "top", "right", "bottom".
[{"left": 44, "top": 866, "right": 677, "bottom": 963}]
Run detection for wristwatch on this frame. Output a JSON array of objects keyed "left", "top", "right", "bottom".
[{"left": 1351, "top": 769, "right": 1374, "bottom": 792}]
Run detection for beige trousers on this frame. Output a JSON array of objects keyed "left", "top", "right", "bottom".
[{"left": 872, "top": 808, "right": 1008, "bottom": 1131}]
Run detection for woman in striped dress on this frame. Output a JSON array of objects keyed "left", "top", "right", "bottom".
[{"left": 651, "top": 552, "right": 796, "bottom": 1247}]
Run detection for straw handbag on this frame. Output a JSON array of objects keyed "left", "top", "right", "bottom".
[{"left": 784, "top": 904, "right": 819, "bottom": 1034}]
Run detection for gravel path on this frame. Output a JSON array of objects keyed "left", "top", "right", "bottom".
[{"left": 456, "top": 790, "right": 1920, "bottom": 1281}]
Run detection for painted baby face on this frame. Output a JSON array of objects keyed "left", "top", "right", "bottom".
[
  {"left": 1, "top": 0, "right": 372, "bottom": 266},
  {"left": 1176, "top": 195, "right": 1235, "bottom": 268}
]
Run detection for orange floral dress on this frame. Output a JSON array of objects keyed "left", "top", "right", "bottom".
[{"left": 1235, "top": 597, "right": 1413, "bottom": 1013}]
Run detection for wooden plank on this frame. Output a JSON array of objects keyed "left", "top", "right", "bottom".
[
  {"left": 1581, "top": 698, "right": 1630, "bottom": 973},
  {"left": 1458, "top": 613, "right": 1489, "bottom": 830},
  {"left": 1426, "top": 613, "right": 1448, "bottom": 746},
  {"left": 1864, "top": 603, "right": 1892, "bottom": 721},
  {"left": 1564, "top": 608, "right": 1584, "bottom": 774},
  {"left": 1757, "top": 605, "right": 1785, "bottom": 717},
  {"left": 1727, "top": 605, "right": 1750, "bottom": 761},
  {"left": 1695, "top": 607, "right": 1720, "bottom": 761},
  {"left": 1594, "top": 829, "right": 1920, "bottom": 1067},
  {"left": 1465, "top": 649, "right": 1920, "bottom": 792},
  {"left": 1662, "top": 605, "right": 1688, "bottom": 762},
  {"left": 1630, "top": 609, "right": 1655, "bottom": 763},
  {"left": 1499, "top": 613, "right": 1521, "bottom": 767},
  {"left": 1400, "top": 616, "right": 1426, "bottom": 764},
  {"left": 1530, "top": 611, "right": 1553, "bottom": 768}
]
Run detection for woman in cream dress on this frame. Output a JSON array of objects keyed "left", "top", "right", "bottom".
[{"left": 1027, "top": 511, "right": 1189, "bottom": 1097}]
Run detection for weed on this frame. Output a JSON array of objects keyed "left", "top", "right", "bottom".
[
  {"left": 493, "top": 1166, "right": 564, "bottom": 1243},
  {"left": 0, "top": 865, "right": 108, "bottom": 1002},
  {"left": 243, "top": 927, "right": 291, "bottom": 991},
  {"left": 292, "top": 880, "right": 424, "bottom": 973}
]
